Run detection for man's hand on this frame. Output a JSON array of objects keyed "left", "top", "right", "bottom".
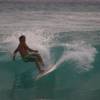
[
  {"left": 34, "top": 50, "right": 38, "bottom": 53},
  {"left": 13, "top": 54, "right": 15, "bottom": 61}
]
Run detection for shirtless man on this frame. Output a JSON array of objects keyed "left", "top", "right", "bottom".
[{"left": 13, "top": 35, "right": 45, "bottom": 73}]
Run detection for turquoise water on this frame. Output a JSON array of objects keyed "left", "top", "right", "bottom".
[{"left": 0, "top": 2, "right": 100, "bottom": 100}]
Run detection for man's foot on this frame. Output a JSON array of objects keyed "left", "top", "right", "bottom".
[{"left": 39, "top": 69, "right": 45, "bottom": 74}]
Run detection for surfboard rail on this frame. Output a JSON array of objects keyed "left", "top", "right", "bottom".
[{"left": 35, "top": 64, "right": 56, "bottom": 80}]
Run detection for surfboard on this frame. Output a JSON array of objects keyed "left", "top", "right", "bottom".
[{"left": 35, "top": 64, "right": 56, "bottom": 80}]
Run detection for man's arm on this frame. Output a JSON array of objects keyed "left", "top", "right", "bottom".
[
  {"left": 13, "top": 46, "right": 19, "bottom": 61},
  {"left": 26, "top": 45, "right": 38, "bottom": 53}
]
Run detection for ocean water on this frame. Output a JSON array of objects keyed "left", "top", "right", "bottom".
[{"left": 0, "top": 2, "right": 100, "bottom": 100}]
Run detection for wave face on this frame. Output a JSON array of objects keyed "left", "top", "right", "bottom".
[{"left": 0, "top": 2, "right": 100, "bottom": 100}]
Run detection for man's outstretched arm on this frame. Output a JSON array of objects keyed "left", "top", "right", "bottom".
[{"left": 13, "top": 46, "right": 19, "bottom": 61}]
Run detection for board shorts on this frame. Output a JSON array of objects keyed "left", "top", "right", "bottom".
[{"left": 22, "top": 53, "right": 39, "bottom": 62}]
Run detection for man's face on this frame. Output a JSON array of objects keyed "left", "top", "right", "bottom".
[{"left": 20, "top": 37, "right": 25, "bottom": 43}]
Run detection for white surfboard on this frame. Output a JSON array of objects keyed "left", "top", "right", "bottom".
[{"left": 35, "top": 64, "right": 56, "bottom": 80}]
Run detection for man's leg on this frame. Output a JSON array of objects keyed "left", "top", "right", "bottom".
[
  {"left": 32, "top": 54, "right": 45, "bottom": 73},
  {"left": 36, "top": 54, "right": 45, "bottom": 66},
  {"left": 35, "top": 59, "right": 44, "bottom": 73},
  {"left": 32, "top": 53, "right": 45, "bottom": 66}
]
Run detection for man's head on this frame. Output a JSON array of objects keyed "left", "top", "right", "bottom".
[{"left": 19, "top": 35, "right": 26, "bottom": 43}]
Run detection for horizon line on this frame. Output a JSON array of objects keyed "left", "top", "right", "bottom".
[{"left": 0, "top": 1, "right": 100, "bottom": 4}]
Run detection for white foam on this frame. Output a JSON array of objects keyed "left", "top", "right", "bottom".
[
  {"left": 54, "top": 41, "right": 97, "bottom": 72},
  {"left": 0, "top": 30, "right": 51, "bottom": 65}
]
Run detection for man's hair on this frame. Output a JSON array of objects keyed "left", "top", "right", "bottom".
[{"left": 19, "top": 35, "right": 26, "bottom": 42}]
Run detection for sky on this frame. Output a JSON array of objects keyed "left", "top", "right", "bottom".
[{"left": 1, "top": 0, "right": 100, "bottom": 3}]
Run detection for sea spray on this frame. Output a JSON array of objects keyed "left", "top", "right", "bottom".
[{"left": 53, "top": 41, "right": 97, "bottom": 72}]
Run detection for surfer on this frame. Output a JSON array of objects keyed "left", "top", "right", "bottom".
[{"left": 13, "top": 35, "right": 45, "bottom": 73}]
